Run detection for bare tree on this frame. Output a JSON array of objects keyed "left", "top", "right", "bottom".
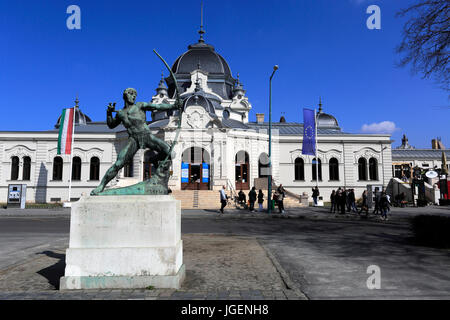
[{"left": 396, "top": 0, "right": 450, "bottom": 91}]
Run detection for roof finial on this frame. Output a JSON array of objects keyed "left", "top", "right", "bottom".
[
  {"left": 198, "top": 1, "right": 205, "bottom": 43},
  {"left": 75, "top": 96, "right": 79, "bottom": 108},
  {"left": 318, "top": 96, "right": 323, "bottom": 113}
]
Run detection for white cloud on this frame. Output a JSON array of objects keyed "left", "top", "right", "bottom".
[{"left": 361, "top": 121, "right": 399, "bottom": 134}]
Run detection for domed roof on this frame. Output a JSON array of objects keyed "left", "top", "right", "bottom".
[
  {"left": 167, "top": 35, "right": 236, "bottom": 99},
  {"left": 55, "top": 99, "right": 92, "bottom": 128},
  {"left": 316, "top": 101, "right": 339, "bottom": 129},
  {"left": 317, "top": 112, "right": 339, "bottom": 128},
  {"left": 171, "top": 42, "right": 232, "bottom": 77}
]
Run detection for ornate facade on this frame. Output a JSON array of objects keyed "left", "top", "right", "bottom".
[{"left": 0, "top": 35, "right": 393, "bottom": 203}]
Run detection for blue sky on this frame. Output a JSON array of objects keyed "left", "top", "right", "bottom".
[{"left": 1, "top": 0, "right": 448, "bottom": 148}]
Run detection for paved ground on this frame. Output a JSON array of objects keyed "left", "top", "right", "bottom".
[{"left": 0, "top": 205, "right": 449, "bottom": 299}]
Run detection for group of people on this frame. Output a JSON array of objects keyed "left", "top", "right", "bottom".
[
  {"left": 221, "top": 184, "right": 393, "bottom": 220},
  {"left": 238, "top": 187, "right": 265, "bottom": 212},
  {"left": 330, "top": 187, "right": 391, "bottom": 220},
  {"left": 220, "top": 184, "right": 287, "bottom": 214},
  {"left": 330, "top": 188, "right": 357, "bottom": 214}
]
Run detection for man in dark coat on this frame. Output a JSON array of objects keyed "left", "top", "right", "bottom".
[
  {"left": 248, "top": 187, "right": 257, "bottom": 212},
  {"left": 340, "top": 188, "right": 347, "bottom": 214}
]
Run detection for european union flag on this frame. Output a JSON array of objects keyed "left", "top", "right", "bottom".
[{"left": 302, "top": 108, "right": 316, "bottom": 156}]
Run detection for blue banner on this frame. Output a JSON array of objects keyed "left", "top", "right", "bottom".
[
  {"left": 202, "top": 163, "right": 209, "bottom": 183},
  {"left": 181, "top": 162, "right": 189, "bottom": 183},
  {"left": 302, "top": 108, "right": 316, "bottom": 156}
]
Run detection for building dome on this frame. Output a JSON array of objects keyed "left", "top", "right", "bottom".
[
  {"left": 171, "top": 42, "right": 232, "bottom": 77},
  {"left": 317, "top": 112, "right": 339, "bottom": 128},
  {"left": 55, "top": 99, "right": 92, "bottom": 128},
  {"left": 167, "top": 38, "right": 236, "bottom": 100},
  {"left": 315, "top": 99, "right": 339, "bottom": 129}
]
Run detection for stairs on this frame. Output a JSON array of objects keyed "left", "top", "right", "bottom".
[
  {"left": 170, "top": 189, "right": 304, "bottom": 209},
  {"left": 193, "top": 190, "right": 199, "bottom": 208},
  {"left": 171, "top": 190, "right": 230, "bottom": 209}
]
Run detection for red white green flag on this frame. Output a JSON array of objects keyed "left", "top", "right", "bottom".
[{"left": 57, "top": 108, "right": 75, "bottom": 155}]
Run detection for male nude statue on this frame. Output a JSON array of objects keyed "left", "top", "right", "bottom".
[{"left": 90, "top": 88, "right": 180, "bottom": 195}]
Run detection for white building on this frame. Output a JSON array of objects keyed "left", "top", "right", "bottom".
[{"left": 0, "top": 34, "right": 393, "bottom": 204}]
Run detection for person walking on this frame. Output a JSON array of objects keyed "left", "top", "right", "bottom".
[
  {"left": 219, "top": 185, "right": 228, "bottom": 214},
  {"left": 386, "top": 193, "right": 391, "bottom": 214},
  {"left": 380, "top": 191, "right": 389, "bottom": 220},
  {"left": 330, "top": 190, "right": 336, "bottom": 213},
  {"left": 336, "top": 187, "right": 342, "bottom": 213},
  {"left": 349, "top": 189, "right": 357, "bottom": 213},
  {"left": 312, "top": 186, "right": 320, "bottom": 206},
  {"left": 339, "top": 188, "right": 346, "bottom": 215},
  {"left": 373, "top": 188, "right": 381, "bottom": 215},
  {"left": 248, "top": 187, "right": 257, "bottom": 212},
  {"left": 277, "top": 184, "right": 286, "bottom": 213},
  {"left": 257, "top": 189, "right": 264, "bottom": 212},
  {"left": 272, "top": 191, "right": 279, "bottom": 211},
  {"left": 359, "top": 190, "right": 369, "bottom": 215},
  {"left": 345, "top": 189, "right": 351, "bottom": 212},
  {"left": 238, "top": 189, "right": 246, "bottom": 209}
]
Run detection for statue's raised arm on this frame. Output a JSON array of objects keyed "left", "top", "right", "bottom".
[
  {"left": 106, "top": 102, "right": 121, "bottom": 129},
  {"left": 140, "top": 102, "right": 177, "bottom": 112}
]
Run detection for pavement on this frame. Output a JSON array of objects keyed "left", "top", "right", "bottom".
[
  {"left": 0, "top": 204, "right": 449, "bottom": 300},
  {"left": 0, "top": 234, "right": 304, "bottom": 300}
]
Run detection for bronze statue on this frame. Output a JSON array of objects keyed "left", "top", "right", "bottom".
[
  {"left": 90, "top": 50, "right": 182, "bottom": 196},
  {"left": 90, "top": 88, "right": 180, "bottom": 195}
]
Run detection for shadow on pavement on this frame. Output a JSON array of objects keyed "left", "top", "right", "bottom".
[{"left": 36, "top": 251, "right": 65, "bottom": 290}]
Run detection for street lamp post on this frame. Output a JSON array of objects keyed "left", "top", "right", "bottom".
[{"left": 268, "top": 65, "right": 279, "bottom": 213}]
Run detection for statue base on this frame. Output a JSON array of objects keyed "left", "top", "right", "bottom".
[{"left": 59, "top": 195, "right": 184, "bottom": 290}]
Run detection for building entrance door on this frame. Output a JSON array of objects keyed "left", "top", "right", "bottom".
[
  {"left": 235, "top": 151, "right": 249, "bottom": 190},
  {"left": 181, "top": 147, "right": 210, "bottom": 190}
]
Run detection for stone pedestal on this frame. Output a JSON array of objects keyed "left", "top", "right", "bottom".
[
  {"left": 60, "top": 195, "right": 184, "bottom": 290},
  {"left": 300, "top": 192, "right": 309, "bottom": 207}
]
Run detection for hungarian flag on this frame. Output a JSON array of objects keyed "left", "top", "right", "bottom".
[
  {"left": 57, "top": 108, "right": 75, "bottom": 155},
  {"left": 302, "top": 108, "right": 316, "bottom": 156}
]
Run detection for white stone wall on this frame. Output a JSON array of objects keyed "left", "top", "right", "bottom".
[
  {"left": 277, "top": 134, "right": 392, "bottom": 201},
  {"left": 0, "top": 132, "right": 116, "bottom": 203}
]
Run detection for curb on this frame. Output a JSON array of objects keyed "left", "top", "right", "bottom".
[{"left": 259, "top": 241, "right": 309, "bottom": 300}]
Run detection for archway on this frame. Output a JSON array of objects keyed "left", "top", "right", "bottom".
[
  {"left": 181, "top": 147, "right": 210, "bottom": 190},
  {"left": 258, "top": 153, "right": 270, "bottom": 178},
  {"left": 143, "top": 150, "right": 156, "bottom": 180},
  {"left": 235, "top": 151, "right": 250, "bottom": 190}
]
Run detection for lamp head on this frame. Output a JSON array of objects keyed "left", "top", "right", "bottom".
[{"left": 273, "top": 65, "right": 279, "bottom": 71}]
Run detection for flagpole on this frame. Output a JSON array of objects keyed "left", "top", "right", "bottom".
[
  {"left": 67, "top": 107, "right": 75, "bottom": 203},
  {"left": 315, "top": 108, "right": 318, "bottom": 189}
]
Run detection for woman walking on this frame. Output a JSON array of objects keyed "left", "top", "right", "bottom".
[
  {"left": 358, "top": 190, "right": 369, "bottom": 215},
  {"left": 330, "top": 190, "right": 336, "bottom": 213},
  {"left": 257, "top": 189, "right": 264, "bottom": 212}
]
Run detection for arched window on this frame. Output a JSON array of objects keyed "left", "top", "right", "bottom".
[
  {"left": 312, "top": 158, "right": 322, "bottom": 181},
  {"left": 10, "top": 156, "right": 19, "bottom": 180},
  {"left": 143, "top": 151, "right": 156, "bottom": 180},
  {"left": 53, "top": 156, "right": 63, "bottom": 181},
  {"left": 358, "top": 158, "right": 367, "bottom": 181},
  {"left": 235, "top": 151, "right": 250, "bottom": 190},
  {"left": 369, "top": 157, "right": 378, "bottom": 180},
  {"left": 258, "top": 153, "right": 270, "bottom": 178},
  {"left": 89, "top": 157, "right": 100, "bottom": 181},
  {"left": 329, "top": 158, "right": 339, "bottom": 181},
  {"left": 72, "top": 156, "right": 81, "bottom": 181},
  {"left": 23, "top": 156, "right": 31, "bottom": 180},
  {"left": 124, "top": 161, "right": 134, "bottom": 178},
  {"left": 294, "top": 158, "right": 304, "bottom": 180}
]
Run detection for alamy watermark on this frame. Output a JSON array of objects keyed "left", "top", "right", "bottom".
[
  {"left": 66, "top": 5, "right": 81, "bottom": 30},
  {"left": 366, "top": 5, "right": 381, "bottom": 30},
  {"left": 366, "top": 265, "right": 381, "bottom": 289}
]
